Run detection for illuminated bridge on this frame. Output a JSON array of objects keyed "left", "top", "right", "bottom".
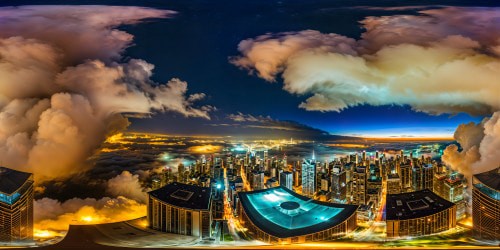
[{"left": 237, "top": 187, "right": 358, "bottom": 244}]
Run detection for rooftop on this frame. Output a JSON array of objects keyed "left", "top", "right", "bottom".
[
  {"left": 238, "top": 186, "right": 358, "bottom": 238},
  {"left": 474, "top": 167, "right": 500, "bottom": 191},
  {"left": 148, "top": 182, "right": 211, "bottom": 210},
  {"left": 0, "top": 166, "right": 33, "bottom": 195},
  {"left": 386, "top": 189, "right": 455, "bottom": 221}
]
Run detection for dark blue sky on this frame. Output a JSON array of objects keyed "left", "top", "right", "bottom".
[{"left": 6, "top": 0, "right": 492, "bottom": 137}]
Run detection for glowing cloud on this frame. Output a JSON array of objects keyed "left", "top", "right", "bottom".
[
  {"left": 188, "top": 145, "right": 223, "bottom": 154},
  {"left": 231, "top": 7, "right": 500, "bottom": 115},
  {"left": 106, "top": 171, "right": 150, "bottom": 203},
  {"left": 0, "top": 6, "right": 213, "bottom": 181},
  {"left": 34, "top": 196, "right": 146, "bottom": 233},
  {"left": 231, "top": 6, "right": 500, "bottom": 194}
]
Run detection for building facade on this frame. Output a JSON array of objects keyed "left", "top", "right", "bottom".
[
  {"left": 331, "top": 165, "right": 347, "bottom": 203},
  {"left": 251, "top": 171, "right": 265, "bottom": 190},
  {"left": 398, "top": 163, "right": 412, "bottom": 192},
  {"left": 0, "top": 167, "right": 34, "bottom": 242},
  {"left": 148, "top": 182, "right": 212, "bottom": 238},
  {"left": 387, "top": 173, "right": 401, "bottom": 194},
  {"left": 279, "top": 171, "right": 293, "bottom": 190},
  {"left": 472, "top": 168, "right": 500, "bottom": 241},
  {"left": 412, "top": 164, "right": 434, "bottom": 191},
  {"left": 352, "top": 166, "right": 367, "bottom": 205},
  {"left": 386, "top": 189, "right": 456, "bottom": 238},
  {"left": 302, "top": 159, "right": 316, "bottom": 197}
]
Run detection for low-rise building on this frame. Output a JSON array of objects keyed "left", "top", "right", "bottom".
[
  {"left": 237, "top": 186, "right": 358, "bottom": 244},
  {"left": 148, "top": 182, "right": 212, "bottom": 238},
  {"left": 386, "top": 189, "right": 456, "bottom": 238}
]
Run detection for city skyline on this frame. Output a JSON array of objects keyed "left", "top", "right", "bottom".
[{"left": 0, "top": 0, "right": 499, "bottom": 248}]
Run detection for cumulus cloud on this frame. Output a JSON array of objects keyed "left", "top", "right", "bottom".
[
  {"left": 232, "top": 6, "right": 500, "bottom": 197},
  {"left": 0, "top": 6, "right": 213, "bottom": 181},
  {"left": 34, "top": 169, "right": 153, "bottom": 235},
  {"left": 231, "top": 7, "right": 500, "bottom": 115},
  {"left": 442, "top": 121, "right": 485, "bottom": 178},
  {"left": 442, "top": 111, "right": 500, "bottom": 208},
  {"left": 230, "top": 30, "right": 357, "bottom": 81},
  {"left": 0, "top": 5, "right": 173, "bottom": 63},
  {"left": 107, "top": 171, "right": 149, "bottom": 203}
]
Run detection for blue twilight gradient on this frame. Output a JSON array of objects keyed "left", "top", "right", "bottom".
[{"left": 3, "top": 0, "right": 493, "bottom": 137}]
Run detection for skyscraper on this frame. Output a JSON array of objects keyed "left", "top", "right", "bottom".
[
  {"left": 412, "top": 163, "right": 434, "bottom": 191},
  {"left": 387, "top": 173, "right": 401, "bottom": 194},
  {"left": 331, "top": 164, "right": 347, "bottom": 203},
  {"left": 302, "top": 159, "right": 316, "bottom": 198},
  {"left": 398, "top": 162, "right": 412, "bottom": 192},
  {"left": 352, "top": 166, "right": 368, "bottom": 205},
  {"left": 279, "top": 171, "right": 293, "bottom": 190},
  {"left": 0, "top": 167, "right": 34, "bottom": 242},
  {"left": 251, "top": 171, "right": 265, "bottom": 190},
  {"left": 472, "top": 168, "right": 500, "bottom": 241}
]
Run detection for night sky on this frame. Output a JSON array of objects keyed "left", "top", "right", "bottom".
[{"left": 2, "top": 0, "right": 494, "bottom": 138}]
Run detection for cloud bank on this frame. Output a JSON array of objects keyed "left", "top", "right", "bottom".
[
  {"left": 0, "top": 6, "right": 213, "bottom": 181},
  {"left": 231, "top": 7, "right": 500, "bottom": 185},
  {"left": 227, "top": 112, "right": 330, "bottom": 133},
  {"left": 34, "top": 195, "right": 146, "bottom": 232},
  {"left": 231, "top": 7, "right": 500, "bottom": 115},
  {"left": 442, "top": 112, "right": 500, "bottom": 179}
]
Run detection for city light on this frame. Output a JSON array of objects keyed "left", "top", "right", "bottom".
[
  {"left": 81, "top": 216, "right": 94, "bottom": 223},
  {"left": 2, "top": 1, "right": 498, "bottom": 248}
]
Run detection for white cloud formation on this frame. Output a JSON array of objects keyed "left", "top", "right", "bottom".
[
  {"left": 230, "top": 30, "right": 357, "bottom": 81},
  {"left": 0, "top": 6, "right": 213, "bottom": 181},
  {"left": 232, "top": 6, "right": 500, "bottom": 191},
  {"left": 107, "top": 171, "right": 149, "bottom": 203},
  {"left": 0, "top": 5, "right": 173, "bottom": 63},
  {"left": 441, "top": 111, "right": 500, "bottom": 207},
  {"left": 231, "top": 7, "right": 500, "bottom": 115}
]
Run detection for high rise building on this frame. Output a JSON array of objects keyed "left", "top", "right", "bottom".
[
  {"left": 331, "top": 164, "right": 347, "bottom": 203},
  {"left": 387, "top": 173, "right": 401, "bottom": 195},
  {"left": 178, "top": 163, "right": 185, "bottom": 183},
  {"left": 251, "top": 171, "right": 265, "bottom": 190},
  {"left": 151, "top": 176, "right": 162, "bottom": 190},
  {"left": 320, "top": 175, "right": 329, "bottom": 192},
  {"left": 433, "top": 171, "right": 447, "bottom": 198},
  {"left": 412, "top": 163, "right": 434, "bottom": 191},
  {"left": 443, "top": 177, "right": 464, "bottom": 203},
  {"left": 279, "top": 171, "right": 293, "bottom": 190},
  {"left": 472, "top": 168, "right": 500, "bottom": 241},
  {"left": 352, "top": 166, "right": 367, "bottom": 205},
  {"left": 398, "top": 162, "right": 412, "bottom": 192},
  {"left": 263, "top": 150, "right": 269, "bottom": 171},
  {"left": 0, "top": 167, "right": 34, "bottom": 242},
  {"left": 301, "top": 159, "right": 316, "bottom": 198}
]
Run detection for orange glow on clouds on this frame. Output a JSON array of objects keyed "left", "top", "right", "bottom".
[
  {"left": 34, "top": 196, "right": 146, "bottom": 239},
  {"left": 188, "top": 144, "right": 222, "bottom": 153}
]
